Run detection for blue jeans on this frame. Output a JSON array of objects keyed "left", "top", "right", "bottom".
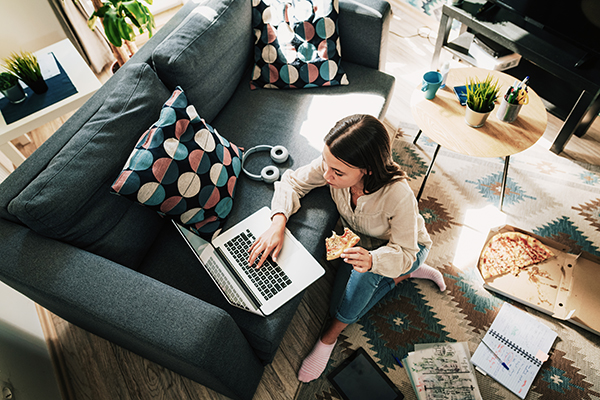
[{"left": 329, "top": 244, "right": 429, "bottom": 325}]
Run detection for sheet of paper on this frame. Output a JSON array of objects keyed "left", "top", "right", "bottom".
[
  {"left": 38, "top": 51, "right": 60, "bottom": 80},
  {"left": 471, "top": 303, "right": 557, "bottom": 399},
  {"left": 404, "top": 342, "right": 482, "bottom": 400}
]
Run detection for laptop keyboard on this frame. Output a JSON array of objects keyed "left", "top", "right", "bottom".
[{"left": 224, "top": 229, "right": 292, "bottom": 300}]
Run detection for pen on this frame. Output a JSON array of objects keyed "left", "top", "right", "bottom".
[
  {"left": 506, "top": 91, "right": 514, "bottom": 104},
  {"left": 514, "top": 76, "right": 528, "bottom": 92},
  {"left": 393, "top": 355, "right": 404, "bottom": 368},
  {"left": 481, "top": 339, "right": 510, "bottom": 370}
]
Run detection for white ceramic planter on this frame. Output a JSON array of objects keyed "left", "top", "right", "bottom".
[{"left": 465, "top": 105, "right": 492, "bottom": 128}]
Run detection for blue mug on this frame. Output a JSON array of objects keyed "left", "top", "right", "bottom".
[{"left": 421, "top": 71, "right": 443, "bottom": 100}]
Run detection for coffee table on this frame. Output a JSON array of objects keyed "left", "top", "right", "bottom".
[
  {"left": 410, "top": 67, "right": 547, "bottom": 210},
  {"left": 0, "top": 39, "right": 102, "bottom": 171}
]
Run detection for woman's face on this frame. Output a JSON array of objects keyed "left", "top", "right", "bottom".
[{"left": 322, "top": 145, "right": 366, "bottom": 189}]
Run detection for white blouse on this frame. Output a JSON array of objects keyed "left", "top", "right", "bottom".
[{"left": 271, "top": 156, "right": 432, "bottom": 278}]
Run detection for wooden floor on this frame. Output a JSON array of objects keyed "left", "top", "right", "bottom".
[{"left": 13, "top": 1, "right": 600, "bottom": 400}]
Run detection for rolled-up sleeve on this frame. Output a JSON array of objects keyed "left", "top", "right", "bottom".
[{"left": 270, "top": 156, "right": 328, "bottom": 220}]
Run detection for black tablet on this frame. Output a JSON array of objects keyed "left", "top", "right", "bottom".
[{"left": 326, "top": 347, "right": 404, "bottom": 400}]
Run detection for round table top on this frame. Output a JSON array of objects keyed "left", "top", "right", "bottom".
[{"left": 410, "top": 67, "right": 548, "bottom": 158}]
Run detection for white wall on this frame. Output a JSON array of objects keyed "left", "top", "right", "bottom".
[
  {"left": 0, "top": 0, "right": 67, "bottom": 60},
  {"left": 0, "top": 282, "right": 63, "bottom": 400}
]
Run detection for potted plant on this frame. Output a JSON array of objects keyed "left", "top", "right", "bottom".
[
  {"left": 464, "top": 74, "right": 501, "bottom": 128},
  {"left": 3, "top": 51, "right": 48, "bottom": 94},
  {"left": 87, "top": 0, "right": 155, "bottom": 68},
  {"left": 0, "top": 71, "right": 27, "bottom": 104}
]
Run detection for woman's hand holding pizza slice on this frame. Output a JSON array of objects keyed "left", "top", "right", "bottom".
[{"left": 325, "top": 228, "right": 372, "bottom": 272}]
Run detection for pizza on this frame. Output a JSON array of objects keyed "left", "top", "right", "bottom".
[
  {"left": 325, "top": 228, "right": 361, "bottom": 261},
  {"left": 479, "top": 232, "right": 554, "bottom": 279}
]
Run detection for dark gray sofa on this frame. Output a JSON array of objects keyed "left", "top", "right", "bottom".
[{"left": 0, "top": 0, "right": 395, "bottom": 398}]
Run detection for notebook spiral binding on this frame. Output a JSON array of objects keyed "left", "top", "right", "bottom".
[{"left": 490, "top": 329, "right": 542, "bottom": 367}]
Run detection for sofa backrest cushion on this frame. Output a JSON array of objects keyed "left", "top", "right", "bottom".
[
  {"left": 7, "top": 63, "right": 172, "bottom": 269},
  {"left": 152, "top": 0, "right": 253, "bottom": 123}
]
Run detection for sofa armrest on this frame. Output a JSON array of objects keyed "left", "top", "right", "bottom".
[
  {"left": 0, "top": 219, "right": 263, "bottom": 400},
  {"left": 339, "top": 0, "right": 392, "bottom": 70}
]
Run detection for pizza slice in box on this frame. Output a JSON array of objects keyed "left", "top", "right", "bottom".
[
  {"left": 325, "top": 228, "right": 361, "bottom": 261},
  {"left": 479, "top": 231, "right": 555, "bottom": 280}
]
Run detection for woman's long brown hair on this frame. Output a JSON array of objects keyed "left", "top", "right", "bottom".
[{"left": 324, "top": 114, "right": 407, "bottom": 194}]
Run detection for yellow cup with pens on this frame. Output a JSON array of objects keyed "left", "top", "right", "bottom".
[{"left": 497, "top": 76, "right": 529, "bottom": 123}]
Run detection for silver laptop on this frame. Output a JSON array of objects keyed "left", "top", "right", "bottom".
[{"left": 174, "top": 207, "right": 325, "bottom": 316}]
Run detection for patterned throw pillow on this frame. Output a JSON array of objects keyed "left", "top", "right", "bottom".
[
  {"left": 111, "top": 87, "right": 243, "bottom": 236},
  {"left": 251, "top": 0, "right": 348, "bottom": 89}
]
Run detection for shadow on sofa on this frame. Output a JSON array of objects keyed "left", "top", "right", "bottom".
[{"left": 0, "top": 0, "right": 395, "bottom": 398}]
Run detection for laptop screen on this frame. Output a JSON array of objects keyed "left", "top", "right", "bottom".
[{"left": 177, "top": 226, "right": 212, "bottom": 255}]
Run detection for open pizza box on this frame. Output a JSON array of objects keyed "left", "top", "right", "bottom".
[{"left": 478, "top": 224, "right": 600, "bottom": 336}]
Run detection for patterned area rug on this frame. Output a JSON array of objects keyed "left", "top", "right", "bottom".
[
  {"left": 401, "top": 0, "right": 445, "bottom": 17},
  {"left": 297, "top": 125, "right": 600, "bottom": 400}
]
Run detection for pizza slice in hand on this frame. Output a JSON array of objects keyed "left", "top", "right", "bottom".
[{"left": 325, "top": 228, "right": 361, "bottom": 261}]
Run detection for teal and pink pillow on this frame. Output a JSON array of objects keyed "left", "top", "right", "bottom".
[
  {"left": 251, "top": 0, "right": 348, "bottom": 89},
  {"left": 111, "top": 87, "right": 242, "bottom": 235}
]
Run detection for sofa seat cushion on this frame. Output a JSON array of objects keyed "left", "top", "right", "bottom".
[
  {"left": 138, "top": 221, "right": 302, "bottom": 363},
  {"left": 213, "top": 61, "right": 395, "bottom": 240},
  {"left": 152, "top": 0, "right": 253, "bottom": 123},
  {"left": 7, "top": 63, "right": 172, "bottom": 269}
]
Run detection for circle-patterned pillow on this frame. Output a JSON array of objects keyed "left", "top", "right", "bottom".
[
  {"left": 111, "top": 87, "right": 243, "bottom": 236},
  {"left": 251, "top": 0, "right": 349, "bottom": 89}
]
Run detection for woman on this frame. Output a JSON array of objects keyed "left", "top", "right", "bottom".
[{"left": 248, "top": 114, "right": 446, "bottom": 382}]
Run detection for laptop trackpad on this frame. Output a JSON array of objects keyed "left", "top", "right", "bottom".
[{"left": 277, "top": 238, "right": 302, "bottom": 265}]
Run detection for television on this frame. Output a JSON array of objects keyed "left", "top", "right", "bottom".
[{"left": 483, "top": 0, "right": 600, "bottom": 63}]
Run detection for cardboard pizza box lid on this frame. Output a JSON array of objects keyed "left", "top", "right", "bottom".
[
  {"left": 551, "top": 251, "right": 600, "bottom": 335},
  {"left": 478, "top": 225, "right": 600, "bottom": 336}
]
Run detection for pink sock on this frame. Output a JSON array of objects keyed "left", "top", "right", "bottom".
[
  {"left": 298, "top": 339, "right": 337, "bottom": 383},
  {"left": 410, "top": 264, "right": 446, "bottom": 291}
]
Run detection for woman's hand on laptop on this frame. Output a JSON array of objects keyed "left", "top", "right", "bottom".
[{"left": 248, "top": 213, "right": 287, "bottom": 268}]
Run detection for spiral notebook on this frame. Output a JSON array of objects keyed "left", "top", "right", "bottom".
[{"left": 471, "top": 303, "right": 557, "bottom": 399}]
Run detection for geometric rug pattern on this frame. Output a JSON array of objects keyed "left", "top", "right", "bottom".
[
  {"left": 298, "top": 126, "right": 600, "bottom": 399},
  {"left": 402, "top": 0, "right": 445, "bottom": 17}
]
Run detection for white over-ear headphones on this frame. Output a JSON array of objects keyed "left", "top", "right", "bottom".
[{"left": 241, "top": 145, "right": 289, "bottom": 183}]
